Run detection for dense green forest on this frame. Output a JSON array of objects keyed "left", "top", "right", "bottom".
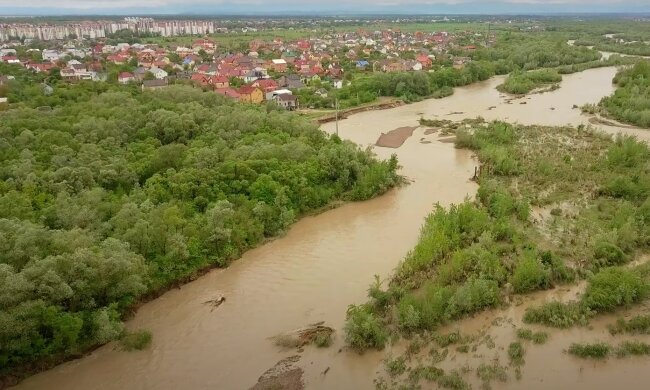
[
  {"left": 0, "top": 84, "right": 399, "bottom": 375},
  {"left": 598, "top": 61, "right": 650, "bottom": 128},
  {"left": 497, "top": 69, "right": 562, "bottom": 94}
]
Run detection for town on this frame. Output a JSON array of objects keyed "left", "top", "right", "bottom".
[{"left": 0, "top": 16, "right": 494, "bottom": 112}]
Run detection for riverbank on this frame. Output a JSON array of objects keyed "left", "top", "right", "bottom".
[
  {"left": 296, "top": 98, "right": 405, "bottom": 124},
  {"left": 348, "top": 118, "right": 650, "bottom": 389},
  {"left": 11, "top": 64, "right": 646, "bottom": 390}
]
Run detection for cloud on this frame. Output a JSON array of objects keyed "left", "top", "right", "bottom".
[{"left": 0, "top": 0, "right": 646, "bottom": 14}]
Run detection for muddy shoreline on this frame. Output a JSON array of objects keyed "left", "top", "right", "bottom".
[{"left": 315, "top": 101, "right": 406, "bottom": 124}]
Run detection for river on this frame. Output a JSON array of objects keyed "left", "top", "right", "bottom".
[{"left": 12, "top": 66, "right": 649, "bottom": 390}]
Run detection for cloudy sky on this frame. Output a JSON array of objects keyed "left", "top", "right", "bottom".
[{"left": 0, "top": 0, "right": 648, "bottom": 15}]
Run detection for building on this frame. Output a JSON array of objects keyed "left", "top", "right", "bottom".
[
  {"left": 237, "top": 86, "right": 264, "bottom": 104},
  {"left": 271, "top": 59, "right": 288, "bottom": 72},
  {"left": 118, "top": 72, "right": 135, "bottom": 84},
  {"left": 274, "top": 93, "right": 298, "bottom": 110},
  {"left": 148, "top": 67, "right": 168, "bottom": 80},
  {"left": 142, "top": 79, "right": 168, "bottom": 90}
]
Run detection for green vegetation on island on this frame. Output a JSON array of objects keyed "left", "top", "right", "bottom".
[
  {"left": 497, "top": 69, "right": 562, "bottom": 95},
  {"left": 344, "top": 118, "right": 650, "bottom": 387}
]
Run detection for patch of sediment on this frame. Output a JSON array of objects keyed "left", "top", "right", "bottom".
[
  {"left": 375, "top": 126, "right": 418, "bottom": 148},
  {"left": 250, "top": 355, "right": 304, "bottom": 390}
]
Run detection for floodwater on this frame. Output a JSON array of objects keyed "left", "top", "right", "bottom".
[{"left": 12, "top": 66, "right": 650, "bottom": 390}]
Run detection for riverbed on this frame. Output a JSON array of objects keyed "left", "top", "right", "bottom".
[{"left": 12, "top": 66, "right": 648, "bottom": 390}]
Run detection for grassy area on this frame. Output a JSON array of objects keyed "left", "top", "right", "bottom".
[{"left": 343, "top": 118, "right": 650, "bottom": 387}]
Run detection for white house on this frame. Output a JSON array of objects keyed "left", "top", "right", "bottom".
[
  {"left": 0, "top": 48, "right": 16, "bottom": 57},
  {"left": 42, "top": 49, "right": 62, "bottom": 62},
  {"left": 148, "top": 67, "right": 168, "bottom": 80}
]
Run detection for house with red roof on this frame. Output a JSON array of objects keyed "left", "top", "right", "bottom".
[
  {"left": 215, "top": 87, "right": 241, "bottom": 101},
  {"left": 237, "top": 86, "right": 264, "bottom": 104},
  {"left": 118, "top": 72, "right": 135, "bottom": 84},
  {"left": 26, "top": 63, "right": 54, "bottom": 73},
  {"left": 416, "top": 54, "right": 433, "bottom": 69}
]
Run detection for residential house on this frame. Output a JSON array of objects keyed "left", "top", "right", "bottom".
[
  {"left": 416, "top": 54, "right": 433, "bottom": 69},
  {"left": 356, "top": 60, "right": 370, "bottom": 70},
  {"left": 332, "top": 79, "right": 344, "bottom": 89},
  {"left": 26, "top": 63, "right": 54, "bottom": 73},
  {"left": 453, "top": 57, "right": 471, "bottom": 70},
  {"left": 1, "top": 56, "right": 20, "bottom": 64},
  {"left": 270, "top": 59, "right": 288, "bottom": 73},
  {"left": 314, "top": 88, "right": 328, "bottom": 98},
  {"left": 118, "top": 72, "right": 135, "bottom": 84},
  {"left": 148, "top": 67, "right": 168, "bottom": 80},
  {"left": 243, "top": 67, "right": 268, "bottom": 83},
  {"left": 142, "top": 79, "right": 168, "bottom": 91},
  {"left": 215, "top": 87, "right": 241, "bottom": 101},
  {"left": 237, "top": 86, "right": 264, "bottom": 104},
  {"left": 213, "top": 75, "right": 229, "bottom": 89},
  {"left": 42, "top": 49, "right": 62, "bottom": 62},
  {"left": 274, "top": 93, "right": 298, "bottom": 110},
  {"left": 278, "top": 74, "right": 305, "bottom": 90},
  {"left": 133, "top": 67, "right": 148, "bottom": 81},
  {"left": 251, "top": 78, "right": 279, "bottom": 100},
  {"left": 404, "top": 60, "right": 423, "bottom": 71}
]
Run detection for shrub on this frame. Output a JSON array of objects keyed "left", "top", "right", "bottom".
[
  {"left": 609, "top": 314, "right": 650, "bottom": 335},
  {"left": 508, "top": 341, "right": 525, "bottom": 366},
  {"left": 385, "top": 356, "right": 407, "bottom": 377},
  {"left": 540, "top": 251, "right": 575, "bottom": 284},
  {"left": 436, "top": 370, "right": 471, "bottom": 390},
  {"left": 418, "top": 283, "right": 455, "bottom": 329},
  {"left": 568, "top": 342, "right": 611, "bottom": 359},
  {"left": 516, "top": 328, "right": 549, "bottom": 344},
  {"left": 314, "top": 332, "right": 332, "bottom": 348},
  {"left": 434, "top": 331, "right": 463, "bottom": 347},
  {"left": 615, "top": 341, "right": 650, "bottom": 357},
  {"left": 397, "top": 297, "right": 422, "bottom": 331},
  {"left": 119, "top": 329, "right": 152, "bottom": 351},
  {"left": 446, "top": 278, "right": 500, "bottom": 319},
  {"left": 344, "top": 304, "right": 388, "bottom": 350},
  {"left": 582, "top": 267, "right": 647, "bottom": 312},
  {"left": 592, "top": 241, "right": 627, "bottom": 268},
  {"left": 523, "top": 301, "right": 587, "bottom": 328},
  {"left": 510, "top": 253, "right": 551, "bottom": 293},
  {"left": 476, "top": 361, "right": 508, "bottom": 389}
]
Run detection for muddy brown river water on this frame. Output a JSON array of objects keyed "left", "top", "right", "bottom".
[{"left": 13, "top": 66, "right": 650, "bottom": 390}]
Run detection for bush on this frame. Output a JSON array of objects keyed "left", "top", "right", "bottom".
[
  {"left": 568, "top": 342, "right": 611, "bottom": 359},
  {"left": 523, "top": 301, "right": 587, "bottom": 328},
  {"left": 615, "top": 341, "right": 650, "bottom": 357},
  {"left": 609, "top": 314, "right": 650, "bottom": 335},
  {"left": 508, "top": 341, "right": 525, "bottom": 365},
  {"left": 582, "top": 267, "right": 648, "bottom": 312},
  {"left": 592, "top": 241, "right": 627, "bottom": 267},
  {"left": 446, "top": 278, "right": 500, "bottom": 319},
  {"left": 516, "top": 328, "right": 549, "bottom": 344},
  {"left": 510, "top": 254, "right": 551, "bottom": 293},
  {"left": 119, "top": 329, "right": 152, "bottom": 351},
  {"left": 385, "top": 356, "right": 407, "bottom": 377},
  {"left": 344, "top": 304, "right": 388, "bottom": 350}
]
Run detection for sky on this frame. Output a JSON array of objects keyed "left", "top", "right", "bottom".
[{"left": 0, "top": 0, "right": 648, "bottom": 15}]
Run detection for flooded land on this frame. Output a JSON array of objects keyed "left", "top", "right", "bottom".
[{"left": 12, "top": 65, "right": 650, "bottom": 390}]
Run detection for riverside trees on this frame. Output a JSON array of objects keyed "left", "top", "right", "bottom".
[{"left": 0, "top": 84, "right": 399, "bottom": 374}]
